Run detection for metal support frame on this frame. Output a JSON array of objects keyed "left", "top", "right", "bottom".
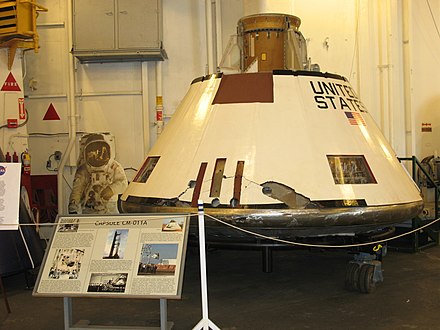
[
  {"left": 395, "top": 156, "right": 440, "bottom": 252},
  {"left": 63, "top": 297, "right": 171, "bottom": 330},
  {"left": 0, "top": 277, "right": 11, "bottom": 314},
  {"left": 262, "top": 246, "right": 273, "bottom": 273}
]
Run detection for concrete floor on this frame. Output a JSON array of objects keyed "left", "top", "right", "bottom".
[{"left": 1, "top": 244, "right": 440, "bottom": 330}]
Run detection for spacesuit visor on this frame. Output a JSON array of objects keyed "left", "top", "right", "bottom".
[{"left": 85, "top": 140, "right": 110, "bottom": 167}]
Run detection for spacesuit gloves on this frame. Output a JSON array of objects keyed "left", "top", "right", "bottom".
[{"left": 100, "top": 186, "right": 114, "bottom": 200}]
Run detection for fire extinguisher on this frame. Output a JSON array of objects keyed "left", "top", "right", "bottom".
[{"left": 21, "top": 149, "right": 31, "bottom": 175}]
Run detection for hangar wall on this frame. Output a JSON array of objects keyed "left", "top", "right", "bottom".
[
  {"left": 411, "top": 1, "right": 440, "bottom": 158},
  {"left": 3, "top": 0, "right": 439, "bottom": 212}
]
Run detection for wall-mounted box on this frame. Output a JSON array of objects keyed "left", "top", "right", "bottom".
[
  {"left": 0, "top": 0, "right": 35, "bottom": 39},
  {"left": 72, "top": 0, "right": 167, "bottom": 62},
  {"left": 0, "top": 0, "right": 47, "bottom": 69}
]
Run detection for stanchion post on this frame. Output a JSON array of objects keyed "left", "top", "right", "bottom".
[
  {"left": 160, "top": 298, "right": 167, "bottom": 330},
  {"left": 193, "top": 200, "right": 220, "bottom": 330},
  {"left": 0, "top": 277, "right": 11, "bottom": 313},
  {"left": 63, "top": 297, "right": 72, "bottom": 330}
]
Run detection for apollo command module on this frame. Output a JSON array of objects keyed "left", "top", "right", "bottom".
[{"left": 120, "top": 14, "right": 423, "bottom": 293}]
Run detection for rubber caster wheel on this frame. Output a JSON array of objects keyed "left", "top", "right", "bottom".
[
  {"left": 344, "top": 262, "right": 360, "bottom": 291},
  {"left": 359, "top": 264, "right": 376, "bottom": 294}
]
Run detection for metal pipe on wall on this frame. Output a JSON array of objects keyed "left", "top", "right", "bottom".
[
  {"left": 156, "top": 61, "right": 164, "bottom": 136},
  {"left": 76, "top": 91, "right": 142, "bottom": 98},
  {"left": 215, "top": 0, "right": 223, "bottom": 68},
  {"left": 402, "top": 0, "right": 415, "bottom": 156},
  {"left": 385, "top": 0, "right": 394, "bottom": 147},
  {"left": 57, "top": 0, "right": 77, "bottom": 214},
  {"left": 354, "top": 0, "right": 361, "bottom": 94},
  {"left": 377, "top": 1, "right": 388, "bottom": 140},
  {"left": 205, "top": 0, "right": 215, "bottom": 74},
  {"left": 142, "top": 62, "right": 150, "bottom": 153},
  {"left": 210, "top": 1, "right": 218, "bottom": 72}
]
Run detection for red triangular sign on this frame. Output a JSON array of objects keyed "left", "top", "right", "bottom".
[
  {"left": 1, "top": 72, "right": 21, "bottom": 91},
  {"left": 43, "top": 103, "right": 61, "bottom": 120}
]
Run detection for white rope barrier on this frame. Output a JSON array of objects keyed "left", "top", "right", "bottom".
[
  {"left": 5, "top": 213, "right": 440, "bottom": 249},
  {"left": 18, "top": 225, "right": 35, "bottom": 269},
  {"left": 202, "top": 214, "right": 440, "bottom": 249}
]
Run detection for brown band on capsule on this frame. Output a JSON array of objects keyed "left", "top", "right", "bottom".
[
  {"left": 233, "top": 161, "right": 245, "bottom": 206},
  {"left": 191, "top": 162, "right": 208, "bottom": 207}
]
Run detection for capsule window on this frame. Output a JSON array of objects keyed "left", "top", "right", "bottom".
[
  {"left": 133, "top": 156, "right": 160, "bottom": 183},
  {"left": 327, "top": 155, "right": 377, "bottom": 185}
]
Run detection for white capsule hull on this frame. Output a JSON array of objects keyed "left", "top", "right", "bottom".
[{"left": 121, "top": 71, "right": 422, "bottom": 238}]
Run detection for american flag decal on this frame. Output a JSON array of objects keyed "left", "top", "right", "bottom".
[{"left": 345, "top": 112, "right": 366, "bottom": 126}]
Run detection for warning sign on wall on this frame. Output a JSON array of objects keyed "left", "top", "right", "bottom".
[
  {"left": 18, "top": 98, "right": 25, "bottom": 120},
  {"left": 43, "top": 103, "right": 60, "bottom": 120},
  {"left": 421, "top": 123, "right": 432, "bottom": 133},
  {"left": 1, "top": 72, "right": 21, "bottom": 92}
]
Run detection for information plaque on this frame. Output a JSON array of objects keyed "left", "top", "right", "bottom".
[
  {"left": 33, "top": 214, "right": 189, "bottom": 299},
  {"left": 0, "top": 162, "right": 21, "bottom": 230}
]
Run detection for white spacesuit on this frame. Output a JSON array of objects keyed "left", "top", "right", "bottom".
[{"left": 68, "top": 133, "right": 128, "bottom": 214}]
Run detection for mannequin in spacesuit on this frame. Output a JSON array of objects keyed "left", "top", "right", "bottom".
[{"left": 68, "top": 133, "right": 128, "bottom": 214}]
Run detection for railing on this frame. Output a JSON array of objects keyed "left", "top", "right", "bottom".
[
  {"left": 397, "top": 156, "right": 439, "bottom": 251},
  {"left": 399, "top": 156, "right": 440, "bottom": 218}
]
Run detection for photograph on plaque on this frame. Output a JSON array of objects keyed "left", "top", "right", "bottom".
[
  {"left": 138, "top": 243, "right": 178, "bottom": 276},
  {"left": 87, "top": 273, "right": 128, "bottom": 293},
  {"left": 58, "top": 222, "right": 79, "bottom": 233},
  {"left": 162, "top": 218, "right": 184, "bottom": 232},
  {"left": 48, "top": 248, "right": 85, "bottom": 280},
  {"left": 102, "top": 229, "right": 129, "bottom": 259}
]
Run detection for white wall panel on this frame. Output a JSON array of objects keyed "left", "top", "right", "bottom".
[
  {"left": 220, "top": 0, "right": 244, "bottom": 51},
  {"left": 26, "top": 99, "right": 68, "bottom": 133},
  {"left": 76, "top": 62, "right": 142, "bottom": 93},
  {"left": 411, "top": 0, "right": 440, "bottom": 158},
  {"left": 27, "top": 135, "right": 69, "bottom": 176},
  {"left": 160, "top": 0, "right": 206, "bottom": 115},
  {"left": 294, "top": 0, "right": 357, "bottom": 77},
  {"left": 77, "top": 96, "right": 145, "bottom": 178},
  {"left": 35, "top": 0, "right": 65, "bottom": 23},
  {"left": 0, "top": 49, "right": 28, "bottom": 156},
  {"left": 24, "top": 27, "right": 67, "bottom": 97}
]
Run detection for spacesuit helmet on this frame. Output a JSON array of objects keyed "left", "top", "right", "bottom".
[{"left": 83, "top": 134, "right": 112, "bottom": 169}]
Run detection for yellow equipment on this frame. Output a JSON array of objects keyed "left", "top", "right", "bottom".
[{"left": 0, "top": 0, "right": 47, "bottom": 69}]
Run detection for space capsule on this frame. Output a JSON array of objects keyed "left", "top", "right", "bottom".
[{"left": 120, "top": 13, "right": 423, "bottom": 241}]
